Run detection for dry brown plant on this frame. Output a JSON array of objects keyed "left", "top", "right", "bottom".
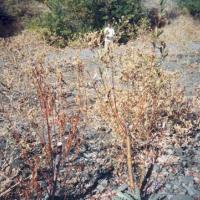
[
  {"left": 91, "top": 40, "right": 199, "bottom": 190},
  {"left": 0, "top": 23, "right": 199, "bottom": 199},
  {"left": 68, "top": 31, "right": 103, "bottom": 49},
  {"left": 160, "top": 15, "right": 200, "bottom": 44},
  {"left": 0, "top": 32, "right": 82, "bottom": 199}
]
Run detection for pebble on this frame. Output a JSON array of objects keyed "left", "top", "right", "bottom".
[
  {"left": 96, "top": 179, "right": 109, "bottom": 193},
  {"left": 172, "top": 195, "right": 193, "bottom": 200}
]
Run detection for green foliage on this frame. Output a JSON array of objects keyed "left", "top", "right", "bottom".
[
  {"left": 114, "top": 16, "right": 150, "bottom": 44},
  {"left": 39, "top": 0, "right": 85, "bottom": 39},
  {"left": 88, "top": 0, "right": 144, "bottom": 28},
  {"left": 177, "top": 0, "right": 200, "bottom": 15},
  {"left": 159, "top": 0, "right": 167, "bottom": 17},
  {"left": 1, "top": 0, "right": 29, "bottom": 17},
  {"left": 32, "top": 0, "right": 144, "bottom": 46}
]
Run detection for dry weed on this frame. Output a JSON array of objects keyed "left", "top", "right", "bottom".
[
  {"left": 91, "top": 41, "right": 199, "bottom": 190},
  {"left": 160, "top": 15, "right": 200, "bottom": 43},
  {"left": 0, "top": 31, "right": 82, "bottom": 199},
  {"left": 68, "top": 31, "right": 103, "bottom": 49}
]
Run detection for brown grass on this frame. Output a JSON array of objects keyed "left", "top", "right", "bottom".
[
  {"left": 0, "top": 16, "right": 200, "bottom": 198},
  {"left": 0, "top": 31, "right": 82, "bottom": 199},
  {"left": 91, "top": 36, "right": 199, "bottom": 190},
  {"left": 160, "top": 15, "right": 200, "bottom": 43}
]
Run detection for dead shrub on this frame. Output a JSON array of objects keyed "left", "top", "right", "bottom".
[
  {"left": 92, "top": 42, "right": 199, "bottom": 190},
  {"left": 0, "top": 35, "right": 82, "bottom": 199}
]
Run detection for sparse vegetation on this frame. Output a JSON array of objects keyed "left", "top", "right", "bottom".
[
  {"left": 0, "top": 33, "right": 83, "bottom": 199},
  {"left": 28, "top": 0, "right": 145, "bottom": 46},
  {"left": 91, "top": 32, "right": 199, "bottom": 194},
  {"left": 177, "top": 0, "right": 200, "bottom": 16},
  {"left": 0, "top": 1, "right": 200, "bottom": 200}
]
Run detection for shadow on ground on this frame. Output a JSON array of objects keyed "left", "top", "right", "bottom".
[{"left": 0, "top": 7, "right": 22, "bottom": 38}]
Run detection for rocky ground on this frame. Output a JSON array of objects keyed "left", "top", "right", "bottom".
[
  {"left": 48, "top": 38, "right": 200, "bottom": 200},
  {"left": 0, "top": 27, "right": 200, "bottom": 200}
]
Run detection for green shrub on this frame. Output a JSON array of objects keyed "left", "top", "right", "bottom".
[
  {"left": 32, "top": 0, "right": 145, "bottom": 46},
  {"left": 177, "top": 0, "right": 200, "bottom": 15}
]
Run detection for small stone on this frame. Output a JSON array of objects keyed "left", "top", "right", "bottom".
[
  {"left": 100, "top": 179, "right": 108, "bottom": 187},
  {"left": 179, "top": 176, "right": 194, "bottom": 185},
  {"left": 83, "top": 152, "right": 97, "bottom": 159},
  {"left": 172, "top": 195, "right": 193, "bottom": 200},
  {"left": 167, "top": 149, "right": 174, "bottom": 155},
  {"left": 96, "top": 185, "right": 105, "bottom": 193},
  {"left": 39, "top": 180, "right": 47, "bottom": 188},
  {"left": 183, "top": 183, "right": 200, "bottom": 197},
  {"left": 0, "top": 137, "right": 6, "bottom": 150},
  {"left": 96, "top": 179, "right": 108, "bottom": 193},
  {"left": 194, "top": 176, "right": 200, "bottom": 184},
  {"left": 165, "top": 183, "right": 172, "bottom": 190},
  {"left": 5, "top": 166, "right": 11, "bottom": 175},
  {"left": 153, "top": 164, "right": 160, "bottom": 172},
  {"left": 117, "top": 184, "right": 128, "bottom": 191},
  {"left": 174, "top": 149, "right": 183, "bottom": 156},
  {"left": 98, "top": 127, "right": 107, "bottom": 132},
  {"left": 158, "top": 155, "right": 168, "bottom": 163},
  {"left": 172, "top": 180, "right": 180, "bottom": 190},
  {"left": 182, "top": 161, "right": 188, "bottom": 167},
  {"left": 0, "top": 176, "right": 6, "bottom": 182}
]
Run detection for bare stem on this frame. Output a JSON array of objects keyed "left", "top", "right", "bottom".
[{"left": 126, "top": 135, "right": 134, "bottom": 190}]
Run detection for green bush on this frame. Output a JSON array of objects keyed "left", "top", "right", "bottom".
[
  {"left": 32, "top": 0, "right": 145, "bottom": 46},
  {"left": 177, "top": 0, "right": 200, "bottom": 15}
]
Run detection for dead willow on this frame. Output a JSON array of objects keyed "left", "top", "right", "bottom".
[
  {"left": 91, "top": 43, "right": 198, "bottom": 190},
  {"left": 0, "top": 47, "right": 81, "bottom": 199},
  {"left": 26, "top": 62, "right": 81, "bottom": 199}
]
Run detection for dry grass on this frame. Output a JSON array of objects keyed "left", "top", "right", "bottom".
[
  {"left": 0, "top": 15, "right": 200, "bottom": 198},
  {"left": 68, "top": 31, "right": 103, "bottom": 49},
  {"left": 0, "top": 31, "right": 83, "bottom": 199},
  {"left": 160, "top": 15, "right": 200, "bottom": 43},
  {"left": 91, "top": 34, "right": 199, "bottom": 190}
]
